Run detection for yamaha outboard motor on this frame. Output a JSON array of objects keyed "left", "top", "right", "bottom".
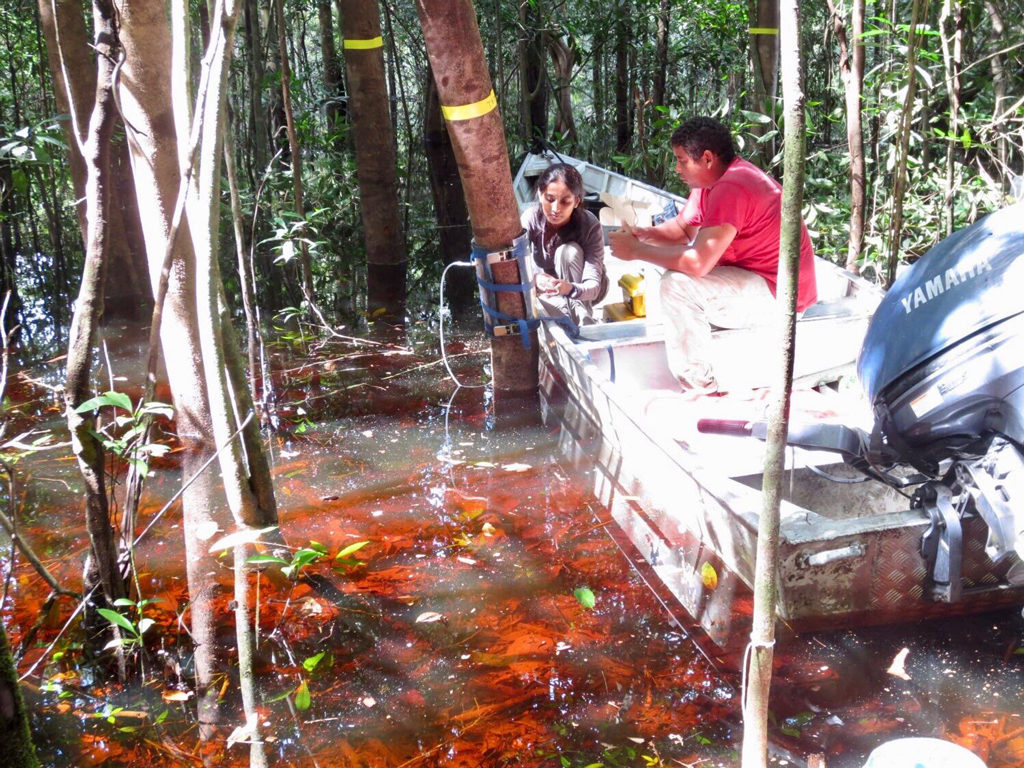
[{"left": 857, "top": 204, "right": 1024, "bottom": 600}]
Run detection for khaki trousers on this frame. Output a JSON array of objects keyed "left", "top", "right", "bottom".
[{"left": 658, "top": 266, "right": 776, "bottom": 392}]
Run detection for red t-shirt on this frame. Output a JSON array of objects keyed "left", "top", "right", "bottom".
[{"left": 678, "top": 157, "right": 818, "bottom": 311}]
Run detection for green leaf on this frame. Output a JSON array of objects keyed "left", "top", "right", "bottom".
[
  {"left": 335, "top": 541, "right": 369, "bottom": 560},
  {"left": 97, "top": 608, "right": 138, "bottom": 636},
  {"left": 75, "top": 391, "right": 133, "bottom": 414},
  {"left": 287, "top": 548, "right": 323, "bottom": 576},
  {"left": 294, "top": 680, "right": 311, "bottom": 711},
  {"left": 573, "top": 586, "right": 596, "bottom": 610},
  {"left": 211, "top": 525, "right": 281, "bottom": 553},
  {"left": 245, "top": 553, "right": 288, "bottom": 566},
  {"left": 140, "top": 402, "right": 174, "bottom": 419},
  {"left": 302, "top": 651, "right": 326, "bottom": 672}
]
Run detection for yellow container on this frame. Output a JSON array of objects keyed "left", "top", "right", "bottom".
[{"left": 618, "top": 272, "right": 646, "bottom": 317}]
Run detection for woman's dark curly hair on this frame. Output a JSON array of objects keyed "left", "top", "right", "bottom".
[{"left": 535, "top": 163, "right": 585, "bottom": 199}]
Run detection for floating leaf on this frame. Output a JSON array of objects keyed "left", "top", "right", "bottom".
[
  {"left": 502, "top": 462, "right": 532, "bottom": 472},
  {"left": 886, "top": 647, "right": 911, "bottom": 680},
  {"left": 335, "top": 540, "right": 369, "bottom": 560},
  {"left": 225, "top": 714, "right": 258, "bottom": 748},
  {"left": 302, "top": 651, "right": 326, "bottom": 672},
  {"left": 700, "top": 562, "right": 719, "bottom": 590},
  {"left": 209, "top": 526, "right": 280, "bottom": 553},
  {"left": 294, "top": 680, "right": 311, "bottom": 711},
  {"left": 574, "top": 586, "right": 596, "bottom": 610}
]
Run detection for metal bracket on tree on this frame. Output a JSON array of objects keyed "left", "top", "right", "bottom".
[{"left": 470, "top": 232, "right": 578, "bottom": 348}]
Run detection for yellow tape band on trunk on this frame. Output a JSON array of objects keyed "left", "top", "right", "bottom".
[
  {"left": 343, "top": 36, "right": 384, "bottom": 50},
  {"left": 748, "top": 27, "right": 779, "bottom": 34},
  {"left": 441, "top": 90, "right": 497, "bottom": 122}
]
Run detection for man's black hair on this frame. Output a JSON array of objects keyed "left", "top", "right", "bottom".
[{"left": 670, "top": 117, "right": 736, "bottom": 164}]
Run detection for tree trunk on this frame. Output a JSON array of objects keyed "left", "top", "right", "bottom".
[
  {"left": 749, "top": 0, "right": 780, "bottom": 165},
  {"left": 549, "top": 36, "right": 578, "bottom": 148},
  {"left": 242, "top": 0, "right": 269, "bottom": 180},
  {"left": 519, "top": 1, "right": 549, "bottom": 150},
  {"left": 652, "top": 0, "right": 670, "bottom": 110},
  {"left": 36, "top": 0, "right": 151, "bottom": 319},
  {"left": 614, "top": 1, "right": 632, "bottom": 155},
  {"left": 120, "top": 0, "right": 229, "bottom": 728},
  {"left": 751, "top": 0, "right": 780, "bottom": 107},
  {"left": 62, "top": 0, "right": 128, "bottom": 613},
  {"left": 939, "top": 0, "right": 963, "bottom": 236},
  {"left": 742, "top": 0, "right": 805, "bottom": 764},
  {"left": 273, "top": 0, "right": 319, "bottom": 312},
  {"left": 224, "top": 128, "right": 261, "bottom": 405},
  {"left": 829, "top": 0, "right": 866, "bottom": 272},
  {"left": 416, "top": 0, "right": 538, "bottom": 399},
  {"left": 232, "top": 542, "right": 268, "bottom": 768},
  {"left": 0, "top": 621, "right": 39, "bottom": 768},
  {"left": 107, "top": 142, "right": 154, "bottom": 318},
  {"left": 340, "top": 0, "right": 408, "bottom": 316},
  {"left": 0, "top": 165, "right": 19, "bottom": 328},
  {"left": 118, "top": 0, "right": 279, "bottom": 738},
  {"left": 983, "top": 0, "right": 1009, "bottom": 195},
  {"left": 318, "top": 0, "right": 346, "bottom": 148},
  {"left": 592, "top": 38, "right": 604, "bottom": 159},
  {"left": 188, "top": 0, "right": 278, "bottom": 531},
  {"left": 885, "top": 0, "right": 930, "bottom": 286},
  {"left": 35, "top": 0, "right": 92, "bottom": 240},
  {"left": 424, "top": 66, "right": 474, "bottom": 314}
]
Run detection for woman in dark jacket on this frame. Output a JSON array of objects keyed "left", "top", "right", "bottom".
[{"left": 520, "top": 163, "right": 608, "bottom": 325}]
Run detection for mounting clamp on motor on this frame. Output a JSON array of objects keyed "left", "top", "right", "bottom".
[{"left": 916, "top": 481, "right": 964, "bottom": 603}]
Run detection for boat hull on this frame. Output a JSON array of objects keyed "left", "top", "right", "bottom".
[{"left": 539, "top": 320, "right": 1024, "bottom": 647}]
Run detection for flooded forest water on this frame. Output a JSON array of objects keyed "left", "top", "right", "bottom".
[{"left": 2, "top": 316, "right": 1022, "bottom": 768}]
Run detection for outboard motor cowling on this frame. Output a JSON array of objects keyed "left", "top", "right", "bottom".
[
  {"left": 857, "top": 204, "right": 1024, "bottom": 599},
  {"left": 858, "top": 204, "right": 1024, "bottom": 466}
]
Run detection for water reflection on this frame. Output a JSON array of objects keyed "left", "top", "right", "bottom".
[{"left": 2, "top": 323, "right": 1021, "bottom": 767}]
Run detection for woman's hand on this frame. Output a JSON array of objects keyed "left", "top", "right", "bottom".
[{"left": 535, "top": 272, "right": 573, "bottom": 297}]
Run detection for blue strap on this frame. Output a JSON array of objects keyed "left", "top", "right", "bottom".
[
  {"left": 469, "top": 232, "right": 580, "bottom": 347},
  {"left": 478, "top": 299, "right": 580, "bottom": 343},
  {"left": 476, "top": 277, "right": 532, "bottom": 294}
]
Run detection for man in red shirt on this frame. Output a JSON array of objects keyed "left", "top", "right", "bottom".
[{"left": 609, "top": 116, "right": 817, "bottom": 393}]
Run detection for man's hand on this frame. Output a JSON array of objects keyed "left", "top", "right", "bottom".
[{"left": 609, "top": 221, "right": 642, "bottom": 261}]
